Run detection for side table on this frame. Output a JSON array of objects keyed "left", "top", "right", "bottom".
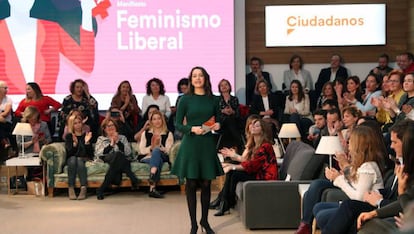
[{"left": 5, "top": 156, "right": 45, "bottom": 196}]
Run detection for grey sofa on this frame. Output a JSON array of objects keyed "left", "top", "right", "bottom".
[{"left": 235, "top": 141, "right": 325, "bottom": 229}]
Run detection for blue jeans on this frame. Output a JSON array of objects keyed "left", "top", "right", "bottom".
[
  {"left": 313, "top": 202, "right": 339, "bottom": 231},
  {"left": 302, "top": 179, "right": 335, "bottom": 224},
  {"left": 67, "top": 156, "right": 87, "bottom": 187},
  {"left": 140, "top": 147, "right": 169, "bottom": 183}
]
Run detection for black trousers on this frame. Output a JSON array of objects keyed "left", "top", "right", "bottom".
[
  {"left": 221, "top": 170, "right": 255, "bottom": 207},
  {"left": 97, "top": 152, "right": 138, "bottom": 194}
]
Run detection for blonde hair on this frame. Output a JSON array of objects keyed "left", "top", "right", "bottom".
[
  {"left": 67, "top": 115, "right": 83, "bottom": 134},
  {"left": 22, "top": 106, "right": 40, "bottom": 123},
  {"left": 149, "top": 110, "right": 168, "bottom": 133}
]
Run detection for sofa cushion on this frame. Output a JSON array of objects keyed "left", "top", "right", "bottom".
[{"left": 279, "top": 141, "right": 323, "bottom": 180}]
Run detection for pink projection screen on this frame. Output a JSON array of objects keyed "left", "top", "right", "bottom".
[{"left": 0, "top": 0, "right": 235, "bottom": 109}]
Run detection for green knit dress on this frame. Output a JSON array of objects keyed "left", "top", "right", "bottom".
[{"left": 171, "top": 94, "right": 224, "bottom": 180}]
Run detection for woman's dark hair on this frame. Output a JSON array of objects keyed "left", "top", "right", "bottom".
[
  {"left": 345, "top": 76, "right": 362, "bottom": 94},
  {"left": 218, "top": 79, "right": 232, "bottom": 93},
  {"left": 27, "top": 82, "right": 43, "bottom": 99},
  {"left": 402, "top": 120, "right": 414, "bottom": 187},
  {"left": 289, "top": 54, "right": 303, "bottom": 69},
  {"left": 365, "top": 73, "right": 382, "bottom": 91},
  {"left": 177, "top": 78, "right": 189, "bottom": 94},
  {"left": 288, "top": 80, "right": 305, "bottom": 102},
  {"left": 142, "top": 104, "right": 159, "bottom": 121},
  {"left": 69, "top": 79, "right": 87, "bottom": 95},
  {"left": 146, "top": 78, "right": 166, "bottom": 95},
  {"left": 188, "top": 66, "right": 213, "bottom": 96}
]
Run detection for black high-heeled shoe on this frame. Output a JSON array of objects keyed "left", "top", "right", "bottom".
[
  {"left": 190, "top": 225, "right": 198, "bottom": 234},
  {"left": 199, "top": 220, "right": 215, "bottom": 234},
  {"left": 214, "top": 201, "right": 230, "bottom": 216},
  {"left": 209, "top": 196, "right": 221, "bottom": 209}
]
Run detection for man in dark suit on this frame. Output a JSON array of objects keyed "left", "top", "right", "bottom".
[
  {"left": 245, "top": 57, "right": 273, "bottom": 106},
  {"left": 315, "top": 120, "right": 409, "bottom": 234},
  {"left": 314, "top": 54, "right": 349, "bottom": 98}
]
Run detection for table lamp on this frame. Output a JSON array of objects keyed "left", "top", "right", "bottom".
[
  {"left": 12, "top": 123, "right": 33, "bottom": 158},
  {"left": 315, "top": 136, "right": 343, "bottom": 168},
  {"left": 278, "top": 123, "right": 301, "bottom": 153}
]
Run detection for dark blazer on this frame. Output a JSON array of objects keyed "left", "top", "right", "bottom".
[
  {"left": 249, "top": 93, "right": 281, "bottom": 120},
  {"left": 315, "top": 66, "right": 349, "bottom": 96},
  {"left": 245, "top": 72, "right": 272, "bottom": 106}
]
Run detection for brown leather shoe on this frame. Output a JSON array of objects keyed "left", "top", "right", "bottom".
[{"left": 295, "top": 222, "right": 311, "bottom": 234}]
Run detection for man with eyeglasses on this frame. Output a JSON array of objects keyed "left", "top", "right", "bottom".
[{"left": 0, "top": 80, "right": 13, "bottom": 161}]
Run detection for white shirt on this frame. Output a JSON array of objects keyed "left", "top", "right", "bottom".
[{"left": 142, "top": 94, "right": 172, "bottom": 118}]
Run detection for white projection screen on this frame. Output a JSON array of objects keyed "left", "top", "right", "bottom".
[
  {"left": 1, "top": 0, "right": 235, "bottom": 109},
  {"left": 265, "top": 4, "right": 386, "bottom": 47}
]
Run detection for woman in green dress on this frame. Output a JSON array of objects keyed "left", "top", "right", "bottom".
[{"left": 172, "top": 66, "right": 223, "bottom": 234}]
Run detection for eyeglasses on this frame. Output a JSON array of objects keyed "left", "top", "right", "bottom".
[
  {"left": 106, "top": 124, "right": 115, "bottom": 128},
  {"left": 0, "top": 86, "right": 8, "bottom": 89}
]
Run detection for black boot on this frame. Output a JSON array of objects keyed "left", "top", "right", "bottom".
[
  {"left": 199, "top": 220, "right": 215, "bottom": 234},
  {"left": 214, "top": 200, "right": 230, "bottom": 216},
  {"left": 209, "top": 196, "right": 221, "bottom": 209}
]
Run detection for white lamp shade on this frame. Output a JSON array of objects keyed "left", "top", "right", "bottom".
[
  {"left": 12, "top": 123, "right": 33, "bottom": 136},
  {"left": 315, "top": 136, "right": 343, "bottom": 155},
  {"left": 278, "top": 123, "right": 301, "bottom": 138}
]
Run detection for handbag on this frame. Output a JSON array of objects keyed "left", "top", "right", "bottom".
[{"left": 10, "top": 175, "right": 27, "bottom": 190}]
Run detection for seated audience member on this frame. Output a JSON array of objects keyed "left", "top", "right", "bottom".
[
  {"left": 321, "top": 108, "right": 342, "bottom": 137},
  {"left": 333, "top": 77, "right": 346, "bottom": 110},
  {"left": 364, "top": 53, "right": 393, "bottom": 86},
  {"left": 372, "top": 70, "right": 405, "bottom": 131},
  {"left": 142, "top": 78, "right": 171, "bottom": 119},
  {"left": 212, "top": 118, "right": 278, "bottom": 216},
  {"left": 380, "top": 74, "right": 391, "bottom": 98},
  {"left": 59, "top": 79, "right": 99, "bottom": 142},
  {"left": 134, "top": 104, "right": 160, "bottom": 143},
  {"left": 18, "top": 106, "right": 52, "bottom": 154},
  {"left": 283, "top": 54, "right": 313, "bottom": 92},
  {"left": 65, "top": 114, "right": 93, "bottom": 200},
  {"left": 315, "top": 54, "right": 349, "bottom": 98},
  {"left": 94, "top": 118, "right": 139, "bottom": 200},
  {"left": 249, "top": 79, "right": 282, "bottom": 137},
  {"left": 341, "top": 76, "right": 363, "bottom": 109},
  {"left": 283, "top": 80, "right": 313, "bottom": 139},
  {"left": 352, "top": 73, "right": 382, "bottom": 117},
  {"left": 316, "top": 82, "right": 336, "bottom": 110},
  {"left": 139, "top": 110, "right": 174, "bottom": 198},
  {"left": 295, "top": 124, "right": 386, "bottom": 234},
  {"left": 245, "top": 56, "right": 273, "bottom": 106},
  {"left": 385, "top": 72, "right": 414, "bottom": 127},
  {"left": 399, "top": 52, "right": 414, "bottom": 74},
  {"left": 19, "top": 106, "right": 52, "bottom": 180},
  {"left": 14, "top": 82, "right": 61, "bottom": 135},
  {"left": 314, "top": 120, "right": 412, "bottom": 234},
  {"left": 0, "top": 81, "right": 13, "bottom": 152},
  {"left": 61, "top": 110, "right": 90, "bottom": 141},
  {"left": 339, "top": 106, "right": 362, "bottom": 151},
  {"left": 307, "top": 109, "right": 327, "bottom": 148},
  {"left": 169, "top": 77, "right": 189, "bottom": 137},
  {"left": 356, "top": 120, "right": 414, "bottom": 233},
  {"left": 217, "top": 79, "right": 243, "bottom": 151},
  {"left": 106, "top": 107, "right": 134, "bottom": 142},
  {"left": 111, "top": 80, "right": 141, "bottom": 131}
]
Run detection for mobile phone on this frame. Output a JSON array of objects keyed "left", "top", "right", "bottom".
[{"left": 110, "top": 111, "right": 120, "bottom": 117}]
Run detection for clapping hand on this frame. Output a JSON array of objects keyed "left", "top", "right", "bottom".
[
  {"left": 220, "top": 147, "right": 236, "bottom": 158},
  {"left": 85, "top": 132, "right": 92, "bottom": 144}
]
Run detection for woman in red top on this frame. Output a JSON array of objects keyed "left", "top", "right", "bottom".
[
  {"left": 15, "top": 82, "right": 61, "bottom": 133},
  {"left": 214, "top": 118, "right": 278, "bottom": 216}
]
